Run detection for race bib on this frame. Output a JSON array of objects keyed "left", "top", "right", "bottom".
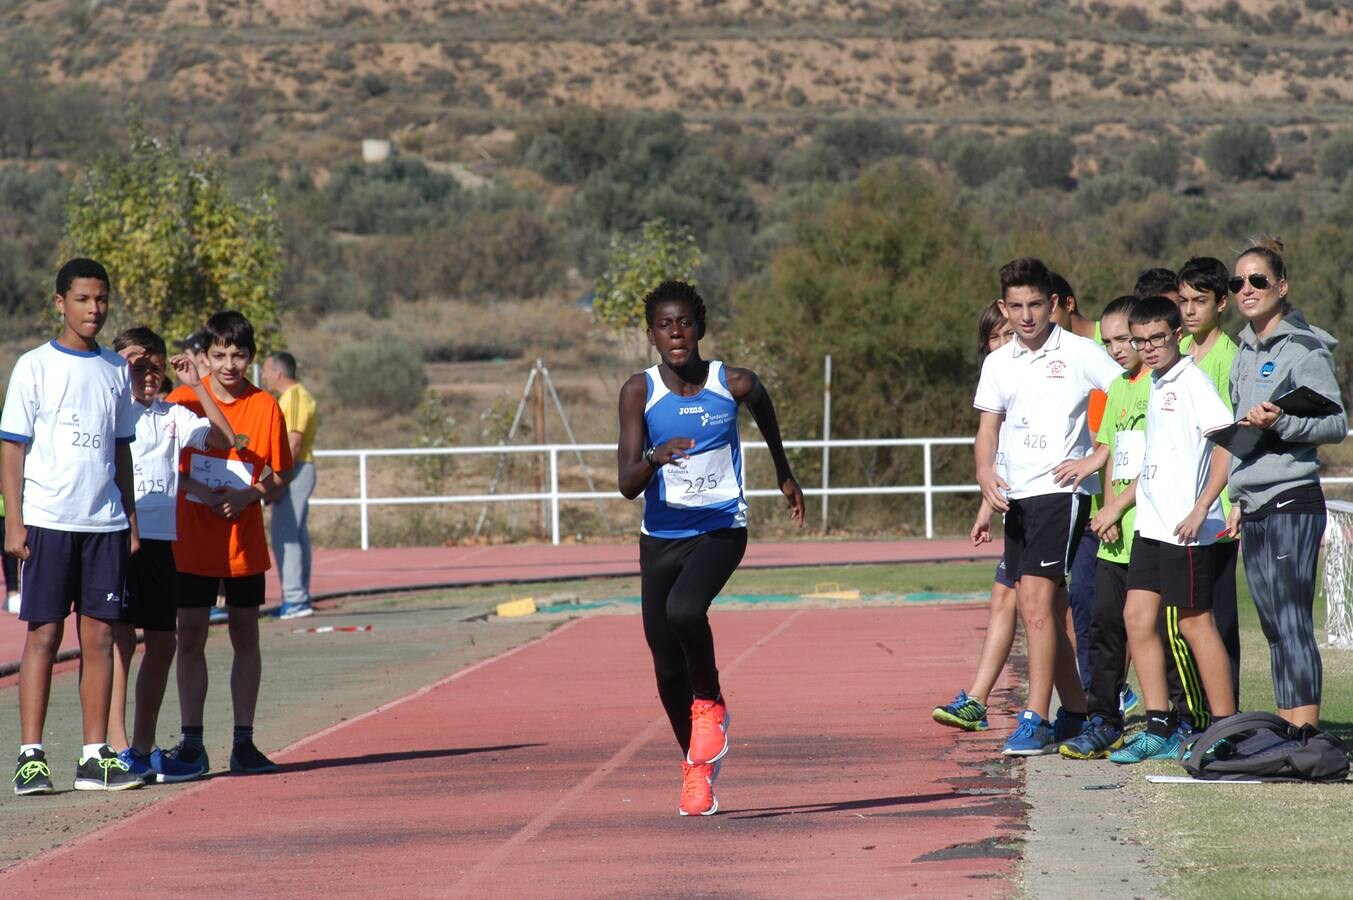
[
  {"left": 1113, "top": 431, "right": 1145, "bottom": 482},
  {"left": 134, "top": 458, "right": 175, "bottom": 500},
  {"left": 187, "top": 453, "right": 255, "bottom": 504},
  {"left": 57, "top": 408, "right": 109, "bottom": 460},
  {"left": 662, "top": 445, "right": 740, "bottom": 509}
]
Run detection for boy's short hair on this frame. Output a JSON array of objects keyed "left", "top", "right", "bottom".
[
  {"left": 269, "top": 351, "right": 297, "bottom": 379},
  {"left": 1100, "top": 294, "right": 1137, "bottom": 321},
  {"left": 1133, "top": 268, "right": 1178, "bottom": 299},
  {"left": 56, "top": 258, "right": 110, "bottom": 296},
  {"left": 204, "top": 311, "right": 256, "bottom": 359},
  {"left": 112, "top": 326, "right": 168, "bottom": 360},
  {"left": 1177, "top": 256, "right": 1229, "bottom": 301},
  {"left": 1127, "top": 295, "right": 1182, "bottom": 331},
  {"left": 178, "top": 330, "right": 208, "bottom": 354},
  {"left": 1048, "top": 271, "right": 1076, "bottom": 307},
  {"left": 999, "top": 257, "right": 1053, "bottom": 298}
]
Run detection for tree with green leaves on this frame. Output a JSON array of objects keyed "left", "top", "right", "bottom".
[
  {"left": 593, "top": 219, "right": 702, "bottom": 333},
  {"left": 62, "top": 124, "right": 283, "bottom": 349}
]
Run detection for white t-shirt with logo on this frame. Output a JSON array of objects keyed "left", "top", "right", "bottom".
[
  {"left": 129, "top": 398, "right": 213, "bottom": 540},
  {"left": 973, "top": 324, "right": 1121, "bottom": 500},
  {"left": 1135, "top": 357, "right": 1233, "bottom": 546},
  {"left": 0, "top": 341, "right": 136, "bottom": 532}
]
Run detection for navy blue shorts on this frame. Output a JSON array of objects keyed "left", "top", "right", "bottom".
[
  {"left": 177, "top": 571, "right": 266, "bottom": 609},
  {"left": 127, "top": 539, "right": 179, "bottom": 632},
  {"left": 20, "top": 526, "right": 129, "bottom": 623},
  {"left": 994, "top": 554, "right": 1014, "bottom": 588}
]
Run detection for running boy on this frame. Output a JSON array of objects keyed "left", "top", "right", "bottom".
[
  {"left": 617, "top": 280, "right": 803, "bottom": 816},
  {"left": 1060, "top": 296, "right": 1146, "bottom": 758},
  {"left": 3, "top": 258, "right": 143, "bottom": 794},
  {"left": 108, "top": 326, "right": 236, "bottom": 783},
  {"left": 974, "top": 257, "right": 1122, "bottom": 755},
  {"left": 168, "top": 311, "right": 292, "bottom": 777},
  {"left": 1110, "top": 296, "right": 1237, "bottom": 763}
]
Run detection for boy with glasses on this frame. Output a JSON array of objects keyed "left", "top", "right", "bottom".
[
  {"left": 974, "top": 257, "right": 1122, "bottom": 755},
  {"left": 1110, "top": 296, "right": 1236, "bottom": 763}
]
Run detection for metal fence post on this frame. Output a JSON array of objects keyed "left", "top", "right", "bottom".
[
  {"left": 550, "top": 446, "right": 561, "bottom": 546},
  {"left": 359, "top": 452, "right": 370, "bottom": 551},
  {"left": 923, "top": 441, "right": 934, "bottom": 539},
  {"left": 822, "top": 354, "right": 831, "bottom": 533}
]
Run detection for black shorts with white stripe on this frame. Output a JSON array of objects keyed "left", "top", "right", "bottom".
[{"left": 1003, "top": 492, "right": 1091, "bottom": 584}]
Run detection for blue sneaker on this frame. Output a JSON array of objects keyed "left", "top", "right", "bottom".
[
  {"left": 209, "top": 606, "right": 228, "bottom": 625},
  {"left": 1119, "top": 687, "right": 1140, "bottom": 715},
  {"left": 1108, "top": 730, "right": 1183, "bottom": 764},
  {"left": 932, "top": 690, "right": 989, "bottom": 731},
  {"left": 1002, "top": 709, "right": 1056, "bottom": 756},
  {"left": 278, "top": 602, "right": 314, "bottom": 620},
  {"left": 1059, "top": 715, "right": 1125, "bottom": 759},
  {"left": 117, "top": 748, "right": 155, "bottom": 784},
  {"left": 149, "top": 746, "right": 206, "bottom": 783},
  {"left": 1052, "top": 707, "right": 1087, "bottom": 743},
  {"left": 163, "top": 743, "right": 210, "bottom": 778}
]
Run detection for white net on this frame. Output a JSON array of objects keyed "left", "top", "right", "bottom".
[{"left": 1323, "top": 501, "right": 1353, "bottom": 649}]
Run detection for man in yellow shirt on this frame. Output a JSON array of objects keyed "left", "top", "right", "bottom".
[{"left": 263, "top": 352, "right": 318, "bottom": 620}]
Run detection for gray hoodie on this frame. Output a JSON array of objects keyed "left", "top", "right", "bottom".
[{"left": 1228, "top": 308, "right": 1348, "bottom": 512}]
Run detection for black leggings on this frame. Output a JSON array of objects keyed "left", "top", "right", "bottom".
[{"left": 640, "top": 527, "right": 747, "bottom": 756}]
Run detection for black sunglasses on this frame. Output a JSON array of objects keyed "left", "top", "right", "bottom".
[{"left": 1228, "top": 273, "right": 1273, "bottom": 293}]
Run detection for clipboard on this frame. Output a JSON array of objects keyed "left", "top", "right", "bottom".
[{"left": 1205, "top": 387, "right": 1340, "bottom": 459}]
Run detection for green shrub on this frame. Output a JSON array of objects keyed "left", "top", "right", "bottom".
[
  {"left": 1129, "top": 137, "right": 1183, "bottom": 187},
  {"left": 522, "top": 132, "right": 578, "bottom": 183},
  {"left": 325, "top": 158, "right": 462, "bottom": 235},
  {"left": 1203, "top": 123, "right": 1275, "bottom": 181},
  {"left": 949, "top": 138, "right": 1009, "bottom": 187},
  {"left": 1007, "top": 130, "right": 1076, "bottom": 189},
  {"left": 327, "top": 335, "right": 426, "bottom": 411},
  {"left": 1075, "top": 173, "right": 1158, "bottom": 215},
  {"left": 774, "top": 117, "right": 916, "bottom": 184},
  {"left": 1317, "top": 130, "right": 1353, "bottom": 183}
]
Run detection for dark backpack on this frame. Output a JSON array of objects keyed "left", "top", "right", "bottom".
[{"left": 1179, "top": 712, "right": 1350, "bottom": 783}]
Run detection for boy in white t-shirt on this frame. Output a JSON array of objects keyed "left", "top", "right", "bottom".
[
  {"left": 974, "top": 257, "right": 1123, "bottom": 756},
  {"left": 1, "top": 259, "right": 143, "bottom": 794},
  {"left": 107, "top": 326, "right": 236, "bottom": 784},
  {"left": 1109, "top": 296, "right": 1237, "bottom": 764}
]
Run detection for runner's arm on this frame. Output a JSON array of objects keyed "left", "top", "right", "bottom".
[
  {"left": 728, "top": 367, "right": 804, "bottom": 526},
  {"left": 2, "top": 440, "right": 27, "bottom": 560}
]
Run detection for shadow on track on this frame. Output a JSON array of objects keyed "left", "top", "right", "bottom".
[
  {"left": 275, "top": 743, "right": 544, "bottom": 774},
  {"left": 726, "top": 791, "right": 961, "bottom": 820}
]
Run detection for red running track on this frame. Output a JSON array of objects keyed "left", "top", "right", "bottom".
[
  {"left": 0, "top": 605, "right": 1021, "bottom": 897},
  {"left": 0, "top": 538, "right": 1000, "bottom": 673}
]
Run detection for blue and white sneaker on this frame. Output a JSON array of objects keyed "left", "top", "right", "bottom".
[
  {"left": 150, "top": 746, "right": 206, "bottom": 783},
  {"left": 1108, "top": 730, "right": 1183, "bottom": 764},
  {"left": 117, "top": 748, "right": 155, "bottom": 784},
  {"left": 1119, "top": 687, "right": 1140, "bottom": 715},
  {"left": 932, "top": 690, "right": 989, "bottom": 731},
  {"left": 162, "top": 743, "right": 210, "bottom": 778},
  {"left": 209, "top": 606, "right": 228, "bottom": 625},
  {"left": 278, "top": 602, "right": 314, "bottom": 620},
  {"left": 1002, "top": 709, "right": 1056, "bottom": 756}
]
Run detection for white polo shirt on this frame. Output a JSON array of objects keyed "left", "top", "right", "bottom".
[
  {"left": 1135, "top": 357, "right": 1232, "bottom": 546},
  {"left": 129, "top": 398, "right": 213, "bottom": 541},
  {"left": 0, "top": 341, "right": 136, "bottom": 532},
  {"left": 974, "top": 324, "right": 1120, "bottom": 500}
]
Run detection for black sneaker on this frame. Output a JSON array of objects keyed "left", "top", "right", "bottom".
[
  {"left": 74, "top": 745, "right": 144, "bottom": 791},
  {"left": 229, "top": 741, "right": 278, "bottom": 774},
  {"left": 14, "top": 748, "right": 55, "bottom": 796}
]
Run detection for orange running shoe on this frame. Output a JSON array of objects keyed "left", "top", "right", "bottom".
[
  {"left": 678, "top": 759, "right": 720, "bottom": 816},
  {"left": 687, "top": 699, "right": 730, "bottom": 765}
]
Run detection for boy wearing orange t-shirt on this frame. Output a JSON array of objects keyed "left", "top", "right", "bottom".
[{"left": 165, "top": 312, "right": 292, "bottom": 776}]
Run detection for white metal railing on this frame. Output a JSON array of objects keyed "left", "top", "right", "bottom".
[
  {"left": 312, "top": 431, "right": 1353, "bottom": 549},
  {"left": 312, "top": 437, "right": 982, "bottom": 549}
]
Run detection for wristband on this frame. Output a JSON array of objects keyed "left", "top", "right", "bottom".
[{"left": 645, "top": 446, "right": 659, "bottom": 468}]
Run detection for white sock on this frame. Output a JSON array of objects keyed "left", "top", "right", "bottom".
[
  {"left": 19, "top": 743, "right": 42, "bottom": 756},
  {"left": 82, "top": 742, "right": 106, "bottom": 762}
]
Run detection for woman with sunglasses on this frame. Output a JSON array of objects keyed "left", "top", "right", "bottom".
[{"left": 1224, "top": 237, "right": 1347, "bottom": 728}]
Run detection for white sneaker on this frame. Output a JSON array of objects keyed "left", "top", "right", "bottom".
[{"left": 5, "top": 592, "right": 19, "bottom": 614}]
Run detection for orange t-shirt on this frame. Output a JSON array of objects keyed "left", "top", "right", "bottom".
[
  {"left": 1087, "top": 389, "right": 1107, "bottom": 435},
  {"left": 168, "top": 381, "right": 293, "bottom": 578}
]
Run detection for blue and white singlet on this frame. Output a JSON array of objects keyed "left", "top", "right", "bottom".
[{"left": 641, "top": 361, "right": 748, "bottom": 539}]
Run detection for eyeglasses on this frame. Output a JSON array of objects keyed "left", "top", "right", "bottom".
[
  {"left": 1228, "top": 273, "right": 1273, "bottom": 293},
  {"left": 1128, "top": 334, "right": 1173, "bottom": 351}
]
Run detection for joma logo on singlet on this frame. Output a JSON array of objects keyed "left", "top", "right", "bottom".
[{"left": 678, "top": 406, "right": 706, "bottom": 415}]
